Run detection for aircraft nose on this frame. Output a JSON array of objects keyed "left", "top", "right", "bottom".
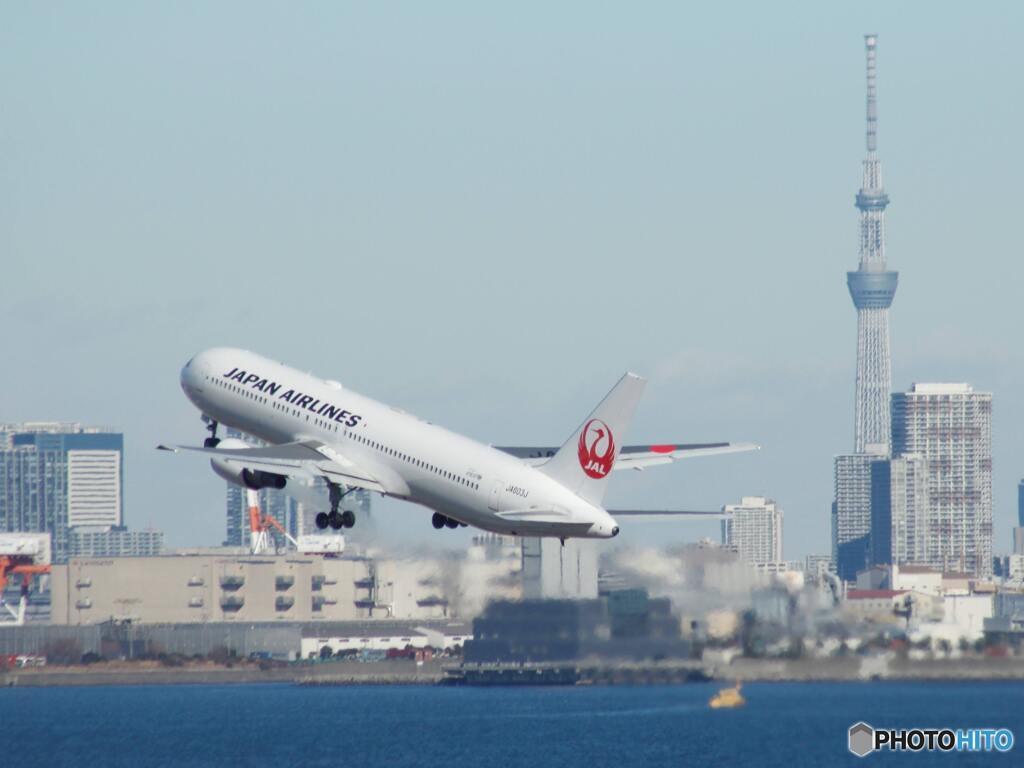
[{"left": 180, "top": 351, "right": 210, "bottom": 393}]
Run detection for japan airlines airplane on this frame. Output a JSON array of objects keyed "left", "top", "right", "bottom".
[{"left": 160, "top": 348, "right": 758, "bottom": 541}]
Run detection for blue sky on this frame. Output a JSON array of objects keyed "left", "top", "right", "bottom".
[{"left": 3, "top": 3, "right": 1023, "bottom": 558}]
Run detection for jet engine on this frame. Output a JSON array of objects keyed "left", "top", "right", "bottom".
[{"left": 209, "top": 438, "right": 287, "bottom": 490}]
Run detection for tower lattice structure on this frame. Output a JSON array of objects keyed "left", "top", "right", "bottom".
[{"left": 847, "top": 34, "right": 898, "bottom": 454}]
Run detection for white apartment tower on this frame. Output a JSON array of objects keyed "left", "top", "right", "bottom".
[
  {"left": 721, "top": 496, "right": 783, "bottom": 566},
  {"left": 891, "top": 383, "right": 993, "bottom": 577}
]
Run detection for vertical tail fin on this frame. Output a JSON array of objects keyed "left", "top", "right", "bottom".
[{"left": 539, "top": 372, "right": 646, "bottom": 506}]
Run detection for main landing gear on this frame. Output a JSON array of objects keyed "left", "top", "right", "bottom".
[
  {"left": 315, "top": 483, "right": 357, "bottom": 531},
  {"left": 203, "top": 418, "right": 220, "bottom": 448},
  {"left": 431, "top": 512, "right": 466, "bottom": 530}
]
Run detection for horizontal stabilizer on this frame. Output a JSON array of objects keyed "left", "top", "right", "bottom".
[
  {"left": 497, "top": 441, "right": 759, "bottom": 470},
  {"left": 608, "top": 509, "right": 724, "bottom": 518}
]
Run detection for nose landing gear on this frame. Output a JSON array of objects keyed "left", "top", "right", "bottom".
[{"left": 203, "top": 418, "right": 220, "bottom": 448}]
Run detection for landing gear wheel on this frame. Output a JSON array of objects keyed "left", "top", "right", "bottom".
[
  {"left": 315, "top": 512, "right": 329, "bottom": 530},
  {"left": 328, "top": 510, "right": 343, "bottom": 530},
  {"left": 432, "top": 513, "right": 446, "bottom": 530},
  {"left": 341, "top": 510, "right": 356, "bottom": 529},
  {"left": 445, "top": 518, "right": 459, "bottom": 529}
]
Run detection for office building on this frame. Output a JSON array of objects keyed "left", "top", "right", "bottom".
[
  {"left": 0, "top": 423, "right": 123, "bottom": 563},
  {"left": 892, "top": 383, "right": 993, "bottom": 576},
  {"left": 1015, "top": 480, "right": 1024, "bottom": 556},
  {"left": 870, "top": 453, "right": 928, "bottom": 567},
  {"left": 833, "top": 450, "right": 887, "bottom": 581},
  {"left": 721, "top": 496, "right": 783, "bottom": 566}
]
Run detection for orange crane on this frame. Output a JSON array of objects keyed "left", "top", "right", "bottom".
[
  {"left": 245, "top": 488, "right": 299, "bottom": 554},
  {"left": 0, "top": 534, "right": 52, "bottom": 626}
]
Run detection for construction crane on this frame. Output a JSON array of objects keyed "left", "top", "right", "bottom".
[
  {"left": 0, "top": 533, "right": 52, "bottom": 626},
  {"left": 246, "top": 488, "right": 299, "bottom": 555}
]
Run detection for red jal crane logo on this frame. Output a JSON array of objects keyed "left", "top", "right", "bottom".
[{"left": 578, "top": 418, "right": 615, "bottom": 478}]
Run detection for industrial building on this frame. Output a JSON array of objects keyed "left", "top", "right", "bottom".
[
  {"left": 465, "top": 589, "right": 687, "bottom": 664},
  {"left": 50, "top": 554, "right": 452, "bottom": 625}
]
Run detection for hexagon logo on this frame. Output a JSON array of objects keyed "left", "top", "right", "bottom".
[{"left": 849, "top": 722, "right": 875, "bottom": 758}]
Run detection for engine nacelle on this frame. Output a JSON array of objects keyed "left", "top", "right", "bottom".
[{"left": 209, "top": 438, "right": 287, "bottom": 490}]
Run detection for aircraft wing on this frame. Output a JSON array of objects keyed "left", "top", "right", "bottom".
[
  {"left": 157, "top": 440, "right": 388, "bottom": 494},
  {"left": 496, "top": 442, "right": 759, "bottom": 471}
]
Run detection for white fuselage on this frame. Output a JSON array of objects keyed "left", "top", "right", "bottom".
[{"left": 179, "top": 348, "right": 618, "bottom": 539}]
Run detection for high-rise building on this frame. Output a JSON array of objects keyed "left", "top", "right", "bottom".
[
  {"left": 1015, "top": 480, "right": 1024, "bottom": 556},
  {"left": 848, "top": 34, "right": 898, "bottom": 455},
  {"left": 1018, "top": 480, "right": 1024, "bottom": 527},
  {"left": 870, "top": 453, "right": 928, "bottom": 567},
  {"left": 833, "top": 449, "right": 887, "bottom": 581},
  {"left": 0, "top": 423, "right": 123, "bottom": 563},
  {"left": 721, "top": 496, "right": 783, "bottom": 566},
  {"left": 892, "top": 383, "right": 993, "bottom": 577}
]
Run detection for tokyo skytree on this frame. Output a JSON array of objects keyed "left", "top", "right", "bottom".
[{"left": 847, "top": 34, "right": 897, "bottom": 454}]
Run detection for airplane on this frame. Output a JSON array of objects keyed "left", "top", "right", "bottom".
[{"left": 159, "top": 348, "right": 758, "bottom": 542}]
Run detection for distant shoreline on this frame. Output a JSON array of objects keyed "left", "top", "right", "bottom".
[
  {"left": 6, "top": 657, "right": 1024, "bottom": 688},
  {"left": 1, "top": 659, "right": 447, "bottom": 688}
]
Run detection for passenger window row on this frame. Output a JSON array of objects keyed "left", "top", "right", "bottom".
[
  {"left": 205, "top": 374, "right": 480, "bottom": 491},
  {"left": 349, "top": 432, "right": 479, "bottom": 491}
]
